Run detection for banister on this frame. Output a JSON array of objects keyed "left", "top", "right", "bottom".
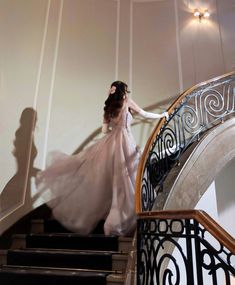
[
  {"left": 138, "top": 209, "right": 235, "bottom": 254},
  {"left": 137, "top": 209, "right": 235, "bottom": 284},
  {"left": 136, "top": 71, "right": 235, "bottom": 213}
]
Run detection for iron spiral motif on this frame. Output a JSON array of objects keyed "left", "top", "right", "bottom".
[
  {"left": 141, "top": 74, "right": 235, "bottom": 211},
  {"left": 137, "top": 217, "right": 235, "bottom": 285},
  {"left": 138, "top": 219, "right": 186, "bottom": 285}
]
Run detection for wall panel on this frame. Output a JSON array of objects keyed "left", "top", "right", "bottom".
[
  {"left": 46, "top": 0, "right": 118, "bottom": 156},
  {"left": 0, "top": 0, "right": 48, "bottom": 212},
  {"left": 131, "top": 0, "right": 180, "bottom": 107}
]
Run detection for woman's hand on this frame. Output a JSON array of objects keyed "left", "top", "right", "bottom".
[
  {"left": 162, "top": 111, "right": 169, "bottom": 120},
  {"left": 102, "top": 123, "right": 109, "bottom": 134}
]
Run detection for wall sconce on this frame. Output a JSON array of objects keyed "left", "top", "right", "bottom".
[{"left": 194, "top": 9, "right": 210, "bottom": 22}]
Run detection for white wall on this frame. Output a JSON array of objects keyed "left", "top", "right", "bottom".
[
  {"left": 192, "top": 158, "right": 235, "bottom": 238},
  {"left": 0, "top": 0, "right": 235, "bottom": 233},
  {"left": 215, "top": 158, "right": 235, "bottom": 284},
  {"left": 194, "top": 157, "right": 235, "bottom": 239},
  {"left": 215, "top": 158, "right": 235, "bottom": 238}
]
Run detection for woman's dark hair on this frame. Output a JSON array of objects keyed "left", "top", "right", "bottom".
[{"left": 103, "top": 81, "right": 129, "bottom": 121}]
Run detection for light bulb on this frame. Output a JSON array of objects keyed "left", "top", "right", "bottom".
[
  {"left": 194, "top": 9, "right": 200, "bottom": 17},
  {"left": 203, "top": 10, "right": 210, "bottom": 18}
]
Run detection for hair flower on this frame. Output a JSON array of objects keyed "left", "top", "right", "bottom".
[{"left": 109, "top": 86, "right": 116, "bottom": 94}]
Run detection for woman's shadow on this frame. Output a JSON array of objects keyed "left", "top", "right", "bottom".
[{"left": 0, "top": 107, "right": 40, "bottom": 215}]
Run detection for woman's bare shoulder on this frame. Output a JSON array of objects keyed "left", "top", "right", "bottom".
[{"left": 127, "top": 97, "right": 141, "bottom": 113}]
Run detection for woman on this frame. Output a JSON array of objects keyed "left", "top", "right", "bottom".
[{"left": 36, "top": 81, "right": 168, "bottom": 236}]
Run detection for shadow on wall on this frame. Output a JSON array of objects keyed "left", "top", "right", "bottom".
[{"left": 0, "top": 107, "right": 39, "bottom": 216}]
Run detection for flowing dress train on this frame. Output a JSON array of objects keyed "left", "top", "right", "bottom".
[{"left": 36, "top": 104, "right": 141, "bottom": 236}]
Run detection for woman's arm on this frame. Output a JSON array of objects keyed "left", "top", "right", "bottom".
[
  {"left": 128, "top": 98, "right": 169, "bottom": 119},
  {"left": 102, "top": 117, "right": 110, "bottom": 134}
]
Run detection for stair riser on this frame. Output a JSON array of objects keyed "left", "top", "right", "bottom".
[
  {"left": 7, "top": 252, "right": 112, "bottom": 271},
  {"left": 12, "top": 234, "right": 132, "bottom": 253},
  {"left": 31, "top": 219, "right": 105, "bottom": 234},
  {"left": 0, "top": 250, "right": 7, "bottom": 265},
  {"left": 11, "top": 235, "right": 26, "bottom": 249},
  {"left": 7, "top": 222, "right": 132, "bottom": 285},
  {"left": 7, "top": 252, "right": 128, "bottom": 272},
  {"left": 26, "top": 236, "right": 119, "bottom": 251}
]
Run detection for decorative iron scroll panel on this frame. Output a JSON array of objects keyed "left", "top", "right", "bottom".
[
  {"left": 137, "top": 217, "right": 235, "bottom": 285},
  {"left": 141, "top": 74, "right": 235, "bottom": 211}
]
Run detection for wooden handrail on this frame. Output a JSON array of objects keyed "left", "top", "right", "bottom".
[
  {"left": 135, "top": 71, "right": 235, "bottom": 213},
  {"left": 138, "top": 209, "right": 235, "bottom": 254}
]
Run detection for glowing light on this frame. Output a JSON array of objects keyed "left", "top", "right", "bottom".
[
  {"left": 194, "top": 9, "right": 200, "bottom": 17},
  {"left": 203, "top": 10, "right": 210, "bottom": 18},
  {"left": 193, "top": 9, "right": 210, "bottom": 22}
]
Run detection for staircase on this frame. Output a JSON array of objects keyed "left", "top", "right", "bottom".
[
  {"left": 0, "top": 218, "right": 132, "bottom": 285},
  {"left": 135, "top": 72, "right": 235, "bottom": 284}
]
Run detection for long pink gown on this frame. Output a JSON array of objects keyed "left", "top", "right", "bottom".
[{"left": 36, "top": 104, "right": 141, "bottom": 236}]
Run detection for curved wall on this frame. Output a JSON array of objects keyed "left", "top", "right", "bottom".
[
  {"left": 215, "top": 158, "right": 235, "bottom": 237},
  {"left": 163, "top": 118, "right": 235, "bottom": 236}
]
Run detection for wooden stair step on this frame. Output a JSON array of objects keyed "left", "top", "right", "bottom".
[
  {"left": 12, "top": 233, "right": 133, "bottom": 253},
  {"left": 27, "top": 233, "right": 119, "bottom": 251},
  {"left": 7, "top": 219, "right": 133, "bottom": 285},
  {"left": 24, "top": 248, "right": 128, "bottom": 273},
  {"left": 7, "top": 248, "right": 128, "bottom": 272},
  {"left": 7, "top": 249, "right": 113, "bottom": 270}
]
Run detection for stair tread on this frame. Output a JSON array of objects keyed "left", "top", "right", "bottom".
[
  {"left": 15, "top": 233, "right": 131, "bottom": 239},
  {"left": 24, "top": 233, "right": 120, "bottom": 251},
  {"left": 0, "top": 265, "right": 108, "bottom": 276},
  {"left": 7, "top": 248, "right": 128, "bottom": 263},
  {"left": 8, "top": 248, "right": 114, "bottom": 256},
  {"left": 1, "top": 264, "right": 121, "bottom": 275},
  {"left": 7, "top": 249, "right": 113, "bottom": 270},
  {"left": 0, "top": 265, "right": 108, "bottom": 285},
  {"left": 30, "top": 232, "right": 112, "bottom": 236},
  {"left": 25, "top": 247, "right": 128, "bottom": 252},
  {"left": 14, "top": 233, "right": 132, "bottom": 241},
  {"left": 18, "top": 247, "right": 127, "bottom": 255}
]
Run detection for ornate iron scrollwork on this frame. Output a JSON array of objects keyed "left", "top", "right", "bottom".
[
  {"left": 137, "top": 217, "right": 235, "bottom": 285},
  {"left": 141, "top": 74, "right": 235, "bottom": 211}
]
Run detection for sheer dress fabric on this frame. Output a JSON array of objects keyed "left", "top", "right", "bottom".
[{"left": 36, "top": 104, "right": 141, "bottom": 236}]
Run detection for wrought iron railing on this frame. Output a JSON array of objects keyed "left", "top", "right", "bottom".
[
  {"left": 137, "top": 210, "right": 235, "bottom": 285},
  {"left": 136, "top": 71, "right": 235, "bottom": 212}
]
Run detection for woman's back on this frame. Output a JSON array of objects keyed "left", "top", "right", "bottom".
[{"left": 109, "top": 101, "right": 132, "bottom": 129}]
